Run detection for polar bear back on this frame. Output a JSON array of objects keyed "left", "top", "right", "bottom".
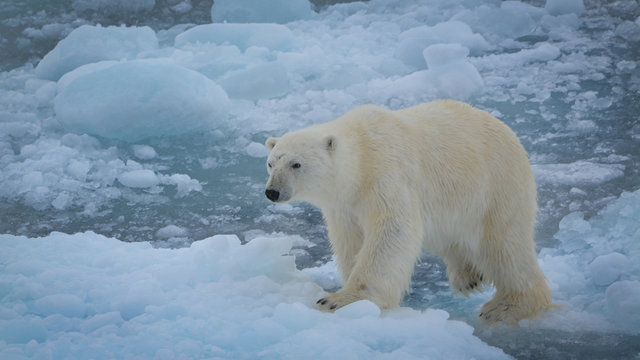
[{"left": 324, "top": 100, "right": 536, "bottom": 257}]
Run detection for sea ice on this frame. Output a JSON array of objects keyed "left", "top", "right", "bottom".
[
  {"left": 211, "top": 0, "right": 313, "bottom": 24},
  {"left": 35, "top": 25, "right": 159, "bottom": 81},
  {"left": 545, "top": 0, "right": 585, "bottom": 16},
  {"left": 73, "top": 0, "right": 155, "bottom": 14},
  {"left": 0, "top": 232, "right": 509, "bottom": 359},
  {"left": 423, "top": 44, "right": 484, "bottom": 99},
  {"left": 132, "top": 145, "right": 157, "bottom": 160},
  {"left": 531, "top": 161, "right": 624, "bottom": 186},
  {"left": 396, "top": 21, "right": 491, "bottom": 69},
  {"left": 537, "top": 189, "right": 640, "bottom": 334},
  {"left": 174, "top": 23, "right": 293, "bottom": 52},
  {"left": 54, "top": 60, "right": 230, "bottom": 142},
  {"left": 117, "top": 169, "right": 159, "bottom": 188}
]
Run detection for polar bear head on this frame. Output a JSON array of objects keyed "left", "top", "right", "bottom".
[{"left": 264, "top": 131, "right": 336, "bottom": 204}]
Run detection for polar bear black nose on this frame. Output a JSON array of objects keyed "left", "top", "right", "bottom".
[{"left": 265, "top": 189, "right": 280, "bottom": 201}]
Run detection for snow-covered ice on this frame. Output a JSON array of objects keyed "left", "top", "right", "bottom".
[
  {"left": 54, "top": 60, "right": 230, "bottom": 142},
  {"left": 1, "top": 0, "right": 639, "bottom": 358},
  {"left": 35, "top": 25, "right": 159, "bottom": 81},
  {"left": 0, "top": 232, "right": 509, "bottom": 359}
]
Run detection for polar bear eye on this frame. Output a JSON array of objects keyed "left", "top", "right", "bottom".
[
  {"left": 292, "top": 163, "right": 301, "bottom": 169},
  {"left": 268, "top": 162, "right": 272, "bottom": 168}
]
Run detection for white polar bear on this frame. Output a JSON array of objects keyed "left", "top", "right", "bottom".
[{"left": 264, "top": 100, "right": 552, "bottom": 325}]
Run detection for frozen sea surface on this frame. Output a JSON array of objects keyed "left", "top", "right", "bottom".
[{"left": 1, "top": 0, "right": 639, "bottom": 358}]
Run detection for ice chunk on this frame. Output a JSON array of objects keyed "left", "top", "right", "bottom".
[
  {"left": 132, "top": 145, "right": 157, "bottom": 160},
  {"left": 615, "top": 20, "right": 640, "bottom": 42},
  {"left": 589, "top": 253, "right": 630, "bottom": 286},
  {"left": 174, "top": 23, "right": 293, "bottom": 51},
  {"left": 33, "top": 294, "right": 86, "bottom": 318},
  {"left": 396, "top": 21, "right": 491, "bottom": 68},
  {"left": 159, "top": 173, "right": 202, "bottom": 197},
  {"left": 219, "top": 62, "right": 291, "bottom": 100},
  {"left": 605, "top": 281, "right": 640, "bottom": 333},
  {"left": 0, "top": 232, "right": 510, "bottom": 358},
  {"left": 245, "top": 142, "right": 268, "bottom": 158},
  {"left": 156, "top": 225, "right": 188, "bottom": 239},
  {"left": 473, "top": 43, "right": 561, "bottom": 71},
  {"left": 538, "top": 189, "right": 640, "bottom": 334},
  {"left": 211, "top": 0, "right": 312, "bottom": 24},
  {"left": 36, "top": 25, "right": 158, "bottom": 81},
  {"left": 73, "top": 0, "right": 155, "bottom": 13},
  {"left": 54, "top": 60, "right": 230, "bottom": 142},
  {"left": 117, "top": 169, "right": 159, "bottom": 188},
  {"left": 423, "top": 44, "right": 484, "bottom": 99},
  {"left": 545, "top": 0, "right": 585, "bottom": 16},
  {"left": 532, "top": 161, "right": 624, "bottom": 185},
  {"left": 452, "top": 4, "right": 537, "bottom": 38},
  {"left": 334, "top": 300, "right": 381, "bottom": 318}
]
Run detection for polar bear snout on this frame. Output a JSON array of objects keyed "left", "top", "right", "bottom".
[{"left": 265, "top": 189, "right": 280, "bottom": 202}]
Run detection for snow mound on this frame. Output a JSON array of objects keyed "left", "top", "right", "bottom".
[
  {"left": 35, "top": 25, "right": 158, "bottom": 81},
  {"left": 54, "top": 60, "right": 230, "bottom": 142},
  {"left": 211, "top": 0, "right": 312, "bottom": 24},
  {"left": 0, "top": 232, "right": 509, "bottom": 359}
]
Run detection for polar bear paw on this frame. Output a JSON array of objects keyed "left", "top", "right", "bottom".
[
  {"left": 449, "top": 265, "right": 484, "bottom": 297},
  {"left": 316, "top": 291, "right": 364, "bottom": 312}
]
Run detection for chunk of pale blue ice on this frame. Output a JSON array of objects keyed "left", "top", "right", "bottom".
[
  {"left": 35, "top": 25, "right": 158, "bottom": 81},
  {"left": 117, "top": 169, "right": 159, "bottom": 188},
  {"left": 0, "top": 232, "right": 510, "bottom": 359},
  {"left": 131, "top": 145, "right": 157, "bottom": 160},
  {"left": 544, "top": 0, "right": 585, "bottom": 16},
  {"left": 54, "top": 60, "right": 230, "bottom": 142},
  {"left": 396, "top": 21, "right": 491, "bottom": 69},
  {"left": 219, "top": 62, "right": 291, "bottom": 100},
  {"left": 531, "top": 161, "right": 624, "bottom": 186},
  {"left": 174, "top": 23, "right": 293, "bottom": 51},
  {"left": 537, "top": 189, "right": 640, "bottom": 334},
  {"left": 211, "top": 0, "right": 312, "bottom": 24},
  {"left": 423, "top": 44, "right": 484, "bottom": 99},
  {"left": 72, "top": 0, "right": 155, "bottom": 13}
]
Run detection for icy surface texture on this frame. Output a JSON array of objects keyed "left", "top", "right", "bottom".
[
  {"left": 54, "top": 60, "right": 230, "bottom": 142},
  {"left": 211, "top": 0, "right": 313, "bottom": 24},
  {"left": 0, "top": 232, "right": 508, "bottom": 359},
  {"left": 537, "top": 189, "right": 640, "bottom": 334},
  {"left": 1, "top": 0, "right": 639, "bottom": 358},
  {"left": 35, "top": 25, "right": 159, "bottom": 81}
]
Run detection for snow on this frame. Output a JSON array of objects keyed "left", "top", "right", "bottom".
[
  {"left": 54, "top": 60, "right": 230, "bottom": 142},
  {"left": 35, "top": 25, "right": 159, "bottom": 81},
  {"left": 0, "top": 232, "right": 509, "bottom": 359},
  {"left": 211, "top": 0, "right": 313, "bottom": 24}
]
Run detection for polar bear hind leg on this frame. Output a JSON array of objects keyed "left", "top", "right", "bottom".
[{"left": 477, "top": 225, "right": 552, "bottom": 325}]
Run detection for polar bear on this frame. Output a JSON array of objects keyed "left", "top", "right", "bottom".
[{"left": 264, "top": 100, "right": 552, "bottom": 325}]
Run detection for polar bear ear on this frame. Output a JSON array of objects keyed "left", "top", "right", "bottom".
[
  {"left": 265, "top": 137, "right": 279, "bottom": 151},
  {"left": 325, "top": 136, "right": 336, "bottom": 153}
]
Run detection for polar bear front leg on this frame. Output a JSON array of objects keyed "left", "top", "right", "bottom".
[{"left": 317, "top": 210, "right": 423, "bottom": 312}]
